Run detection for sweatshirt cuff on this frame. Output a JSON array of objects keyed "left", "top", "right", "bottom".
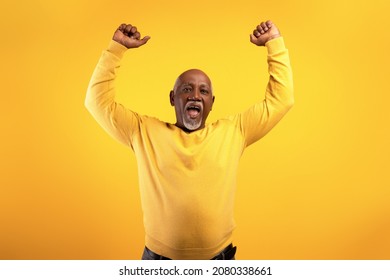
[
  {"left": 107, "top": 40, "right": 128, "bottom": 59},
  {"left": 265, "top": 36, "right": 286, "bottom": 54}
]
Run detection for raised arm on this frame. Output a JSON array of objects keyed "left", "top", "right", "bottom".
[
  {"left": 239, "top": 20, "right": 294, "bottom": 146},
  {"left": 85, "top": 24, "right": 150, "bottom": 146}
]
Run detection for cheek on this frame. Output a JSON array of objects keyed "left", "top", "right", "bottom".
[
  {"left": 205, "top": 99, "right": 214, "bottom": 110},
  {"left": 176, "top": 99, "right": 184, "bottom": 109},
  {"left": 174, "top": 99, "right": 185, "bottom": 113}
]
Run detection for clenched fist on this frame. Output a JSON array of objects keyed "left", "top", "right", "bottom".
[
  {"left": 113, "top": 23, "right": 151, "bottom": 49},
  {"left": 250, "top": 20, "right": 281, "bottom": 46}
]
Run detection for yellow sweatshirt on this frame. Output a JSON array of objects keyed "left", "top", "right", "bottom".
[{"left": 85, "top": 37, "right": 293, "bottom": 259}]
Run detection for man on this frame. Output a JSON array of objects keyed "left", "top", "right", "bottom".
[{"left": 85, "top": 20, "right": 293, "bottom": 260}]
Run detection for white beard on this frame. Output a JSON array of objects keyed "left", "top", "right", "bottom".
[{"left": 183, "top": 115, "right": 202, "bottom": 131}]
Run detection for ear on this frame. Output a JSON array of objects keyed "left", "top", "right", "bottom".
[
  {"left": 169, "top": 90, "right": 175, "bottom": 106},
  {"left": 211, "top": 95, "right": 215, "bottom": 111}
]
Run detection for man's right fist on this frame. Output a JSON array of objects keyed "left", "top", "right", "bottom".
[{"left": 113, "top": 24, "right": 151, "bottom": 49}]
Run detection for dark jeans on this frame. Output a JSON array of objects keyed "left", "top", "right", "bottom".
[{"left": 141, "top": 244, "right": 237, "bottom": 260}]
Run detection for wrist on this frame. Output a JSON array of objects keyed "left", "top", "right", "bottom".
[
  {"left": 266, "top": 34, "right": 281, "bottom": 44},
  {"left": 108, "top": 40, "right": 128, "bottom": 58},
  {"left": 265, "top": 36, "right": 285, "bottom": 54}
]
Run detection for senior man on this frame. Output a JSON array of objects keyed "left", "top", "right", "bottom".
[{"left": 85, "top": 20, "right": 293, "bottom": 260}]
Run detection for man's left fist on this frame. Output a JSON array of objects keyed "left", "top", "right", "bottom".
[{"left": 250, "top": 20, "right": 281, "bottom": 46}]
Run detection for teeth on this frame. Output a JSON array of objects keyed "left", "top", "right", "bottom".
[{"left": 186, "top": 102, "right": 202, "bottom": 113}]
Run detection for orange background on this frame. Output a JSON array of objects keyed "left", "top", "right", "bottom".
[{"left": 1, "top": 0, "right": 389, "bottom": 259}]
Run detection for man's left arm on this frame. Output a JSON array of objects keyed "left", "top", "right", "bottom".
[{"left": 239, "top": 20, "right": 294, "bottom": 146}]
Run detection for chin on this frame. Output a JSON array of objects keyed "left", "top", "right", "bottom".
[
  {"left": 184, "top": 123, "right": 202, "bottom": 131},
  {"left": 183, "top": 118, "right": 202, "bottom": 131}
]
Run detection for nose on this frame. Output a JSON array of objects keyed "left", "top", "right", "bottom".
[{"left": 188, "top": 88, "right": 201, "bottom": 101}]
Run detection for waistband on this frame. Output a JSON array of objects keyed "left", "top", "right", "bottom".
[{"left": 143, "top": 243, "right": 237, "bottom": 260}]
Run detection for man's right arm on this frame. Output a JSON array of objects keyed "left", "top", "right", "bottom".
[{"left": 85, "top": 24, "right": 150, "bottom": 146}]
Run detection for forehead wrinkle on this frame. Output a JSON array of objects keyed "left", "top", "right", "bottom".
[
  {"left": 173, "top": 71, "right": 213, "bottom": 93},
  {"left": 180, "top": 82, "right": 210, "bottom": 88}
]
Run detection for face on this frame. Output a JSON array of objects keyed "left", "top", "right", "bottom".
[{"left": 170, "top": 69, "right": 215, "bottom": 132}]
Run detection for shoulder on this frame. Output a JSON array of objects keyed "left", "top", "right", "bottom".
[
  {"left": 207, "top": 115, "right": 243, "bottom": 133},
  {"left": 137, "top": 115, "right": 169, "bottom": 126}
]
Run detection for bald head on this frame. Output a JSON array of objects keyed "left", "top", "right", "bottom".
[{"left": 173, "top": 69, "right": 213, "bottom": 93}]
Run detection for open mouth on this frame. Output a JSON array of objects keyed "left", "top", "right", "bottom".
[{"left": 185, "top": 103, "right": 202, "bottom": 119}]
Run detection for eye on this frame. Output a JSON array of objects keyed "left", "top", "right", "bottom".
[
  {"left": 200, "top": 89, "right": 209, "bottom": 95},
  {"left": 182, "top": 87, "right": 192, "bottom": 93}
]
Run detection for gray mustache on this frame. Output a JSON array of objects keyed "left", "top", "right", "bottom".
[{"left": 185, "top": 101, "right": 203, "bottom": 110}]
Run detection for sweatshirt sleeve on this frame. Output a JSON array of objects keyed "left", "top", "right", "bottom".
[
  {"left": 85, "top": 40, "right": 141, "bottom": 147},
  {"left": 238, "top": 36, "right": 294, "bottom": 147}
]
